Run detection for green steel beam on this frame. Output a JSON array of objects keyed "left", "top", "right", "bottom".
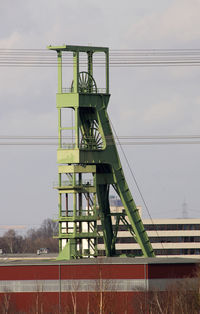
[
  {"left": 57, "top": 51, "right": 62, "bottom": 93},
  {"left": 48, "top": 44, "right": 108, "bottom": 53}
]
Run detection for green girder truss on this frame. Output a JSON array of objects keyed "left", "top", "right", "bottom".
[{"left": 48, "top": 44, "right": 155, "bottom": 259}]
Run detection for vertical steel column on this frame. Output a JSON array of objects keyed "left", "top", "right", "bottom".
[
  {"left": 58, "top": 109, "right": 61, "bottom": 148},
  {"left": 75, "top": 108, "right": 79, "bottom": 148},
  {"left": 73, "top": 52, "right": 79, "bottom": 93},
  {"left": 58, "top": 173, "right": 62, "bottom": 251},
  {"left": 57, "top": 51, "right": 62, "bottom": 93},
  {"left": 105, "top": 50, "right": 109, "bottom": 94},
  {"left": 88, "top": 51, "right": 93, "bottom": 93}
]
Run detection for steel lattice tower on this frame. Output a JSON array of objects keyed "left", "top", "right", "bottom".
[{"left": 48, "top": 44, "right": 155, "bottom": 259}]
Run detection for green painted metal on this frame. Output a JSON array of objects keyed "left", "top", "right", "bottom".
[{"left": 48, "top": 44, "right": 155, "bottom": 259}]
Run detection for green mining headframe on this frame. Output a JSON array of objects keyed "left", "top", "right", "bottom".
[{"left": 48, "top": 44, "right": 155, "bottom": 259}]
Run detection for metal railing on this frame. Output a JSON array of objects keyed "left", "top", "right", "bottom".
[
  {"left": 61, "top": 143, "right": 76, "bottom": 149},
  {"left": 61, "top": 87, "right": 107, "bottom": 94},
  {"left": 60, "top": 143, "right": 102, "bottom": 150},
  {"left": 53, "top": 179, "right": 93, "bottom": 187},
  {"left": 60, "top": 210, "right": 95, "bottom": 217}
]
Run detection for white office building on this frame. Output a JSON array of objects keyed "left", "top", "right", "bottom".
[{"left": 97, "top": 199, "right": 200, "bottom": 258}]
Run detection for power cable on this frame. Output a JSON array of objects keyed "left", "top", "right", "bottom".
[
  {"left": 110, "top": 119, "right": 167, "bottom": 256},
  {"left": 0, "top": 135, "right": 200, "bottom": 139},
  {"left": 2, "top": 48, "right": 200, "bottom": 67},
  {"left": 1, "top": 134, "right": 200, "bottom": 146},
  {"left": 0, "top": 141, "right": 200, "bottom": 146}
]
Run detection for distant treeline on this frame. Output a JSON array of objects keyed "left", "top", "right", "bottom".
[{"left": 0, "top": 219, "right": 58, "bottom": 254}]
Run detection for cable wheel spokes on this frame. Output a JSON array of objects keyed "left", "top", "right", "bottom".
[
  {"left": 79, "top": 71, "right": 97, "bottom": 93},
  {"left": 91, "top": 121, "right": 103, "bottom": 149},
  {"left": 71, "top": 72, "right": 97, "bottom": 93},
  {"left": 81, "top": 120, "right": 103, "bottom": 150},
  {"left": 79, "top": 72, "right": 88, "bottom": 90}
]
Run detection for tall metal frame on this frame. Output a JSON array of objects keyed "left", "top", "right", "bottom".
[{"left": 48, "top": 44, "right": 155, "bottom": 259}]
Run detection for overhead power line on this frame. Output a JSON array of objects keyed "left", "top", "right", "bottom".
[
  {"left": 1, "top": 135, "right": 200, "bottom": 139},
  {"left": 1, "top": 48, "right": 200, "bottom": 67},
  {"left": 0, "top": 135, "right": 200, "bottom": 146}
]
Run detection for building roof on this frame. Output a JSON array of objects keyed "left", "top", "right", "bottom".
[{"left": 0, "top": 255, "right": 199, "bottom": 266}]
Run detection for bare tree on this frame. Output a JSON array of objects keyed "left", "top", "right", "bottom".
[
  {"left": 0, "top": 288, "right": 18, "bottom": 314},
  {"left": 134, "top": 272, "right": 200, "bottom": 314},
  {"left": 0, "top": 293, "right": 11, "bottom": 314},
  {"left": 39, "top": 219, "right": 58, "bottom": 238},
  {"left": 2, "top": 229, "right": 23, "bottom": 253},
  {"left": 0, "top": 219, "right": 58, "bottom": 254}
]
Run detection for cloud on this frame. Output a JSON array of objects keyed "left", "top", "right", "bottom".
[
  {"left": 0, "top": 110, "right": 57, "bottom": 135},
  {"left": 0, "top": 31, "right": 22, "bottom": 48},
  {"left": 126, "top": 0, "right": 200, "bottom": 47},
  {"left": 143, "top": 97, "right": 180, "bottom": 123}
]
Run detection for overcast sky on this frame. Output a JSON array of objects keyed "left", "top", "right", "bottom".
[{"left": 1, "top": 0, "right": 200, "bottom": 233}]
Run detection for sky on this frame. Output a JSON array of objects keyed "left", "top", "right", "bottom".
[{"left": 1, "top": 0, "right": 200, "bottom": 233}]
